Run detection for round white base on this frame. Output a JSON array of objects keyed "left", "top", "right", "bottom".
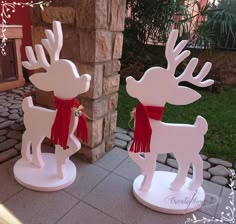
[
  {"left": 133, "top": 171, "right": 205, "bottom": 214},
  {"left": 13, "top": 153, "right": 76, "bottom": 192}
]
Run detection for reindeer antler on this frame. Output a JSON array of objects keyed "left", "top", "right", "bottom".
[
  {"left": 41, "top": 21, "right": 63, "bottom": 62},
  {"left": 166, "top": 30, "right": 214, "bottom": 88},
  {"left": 166, "top": 30, "right": 190, "bottom": 73},
  {"left": 176, "top": 58, "right": 214, "bottom": 87},
  {"left": 22, "top": 45, "right": 50, "bottom": 70},
  {"left": 22, "top": 21, "right": 63, "bottom": 70}
]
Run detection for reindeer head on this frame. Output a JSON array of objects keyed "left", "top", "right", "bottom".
[
  {"left": 126, "top": 30, "right": 214, "bottom": 106},
  {"left": 22, "top": 21, "right": 91, "bottom": 99}
]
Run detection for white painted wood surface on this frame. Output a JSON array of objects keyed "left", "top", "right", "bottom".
[
  {"left": 126, "top": 30, "right": 214, "bottom": 213},
  {"left": 133, "top": 171, "right": 205, "bottom": 214},
  {"left": 13, "top": 21, "right": 91, "bottom": 191}
]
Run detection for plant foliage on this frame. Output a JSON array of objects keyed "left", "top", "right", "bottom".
[
  {"left": 125, "top": 0, "right": 187, "bottom": 45},
  {"left": 125, "top": 0, "right": 236, "bottom": 49}
]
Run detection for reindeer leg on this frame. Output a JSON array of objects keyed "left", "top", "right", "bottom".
[
  {"left": 21, "top": 131, "right": 32, "bottom": 162},
  {"left": 55, "top": 145, "right": 66, "bottom": 179},
  {"left": 140, "top": 153, "right": 156, "bottom": 192},
  {"left": 31, "top": 136, "right": 45, "bottom": 168},
  {"left": 188, "top": 154, "right": 203, "bottom": 190},
  {"left": 170, "top": 155, "right": 190, "bottom": 191},
  {"left": 55, "top": 135, "right": 81, "bottom": 179},
  {"left": 128, "top": 151, "right": 146, "bottom": 175}
]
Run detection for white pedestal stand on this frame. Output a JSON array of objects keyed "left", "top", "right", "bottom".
[
  {"left": 13, "top": 153, "right": 76, "bottom": 192},
  {"left": 133, "top": 171, "right": 205, "bottom": 214}
]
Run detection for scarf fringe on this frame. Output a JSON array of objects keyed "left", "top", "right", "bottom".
[{"left": 130, "top": 140, "right": 151, "bottom": 153}]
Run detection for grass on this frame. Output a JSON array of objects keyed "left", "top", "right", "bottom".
[{"left": 117, "top": 84, "right": 236, "bottom": 163}]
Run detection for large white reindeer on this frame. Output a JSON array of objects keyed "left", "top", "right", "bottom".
[
  {"left": 21, "top": 21, "right": 91, "bottom": 179},
  {"left": 126, "top": 30, "right": 214, "bottom": 192}
]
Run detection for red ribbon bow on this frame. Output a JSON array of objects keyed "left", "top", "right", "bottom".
[
  {"left": 51, "top": 97, "right": 88, "bottom": 149},
  {"left": 130, "top": 103, "right": 164, "bottom": 153}
]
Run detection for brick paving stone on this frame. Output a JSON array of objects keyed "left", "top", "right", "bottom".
[
  {"left": 0, "top": 136, "right": 7, "bottom": 143},
  {"left": 95, "top": 147, "right": 128, "bottom": 171},
  {"left": 0, "top": 95, "right": 6, "bottom": 100},
  {"left": 12, "top": 89, "right": 24, "bottom": 95},
  {"left": 114, "top": 139, "right": 127, "bottom": 149},
  {"left": 0, "top": 112, "right": 9, "bottom": 117},
  {"left": 0, "top": 139, "right": 18, "bottom": 152},
  {"left": 203, "top": 161, "right": 211, "bottom": 170},
  {"left": 9, "top": 104, "right": 21, "bottom": 109},
  {"left": 0, "top": 157, "right": 23, "bottom": 202},
  {"left": 115, "top": 127, "right": 128, "bottom": 134},
  {"left": 0, "top": 107, "right": 8, "bottom": 113},
  {"left": 156, "top": 153, "right": 167, "bottom": 164},
  {"left": 200, "top": 154, "right": 208, "bottom": 160},
  {"left": 127, "top": 131, "right": 134, "bottom": 138},
  {"left": 11, "top": 123, "right": 25, "bottom": 131},
  {"left": 0, "top": 117, "right": 6, "bottom": 123},
  {"left": 215, "top": 186, "right": 234, "bottom": 220},
  {"left": 16, "top": 118, "right": 23, "bottom": 123},
  {"left": 7, "top": 131, "right": 22, "bottom": 140},
  {"left": 0, "top": 148, "right": 18, "bottom": 163},
  {"left": 188, "top": 167, "right": 193, "bottom": 174},
  {"left": 0, "top": 120, "right": 14, "bottom": 129},
  {"left": 208, "top": 165, "right": 229, "bottom": 177},
  {"left": 211, "top": 176, "right": 228, "bottom": 186},
  {"left": 6, "top": 93, "right": 17, "bottom": 97},
  {"left": 4, "top": 189, "right": 78, "bottom": 224},
  {"left": 8, "top": 113, "right": 20, "bottom": 120},
  {"left": 203, "top": 171, "right": 211, "bottom": 180},
  {"left": 0, "top": 129, "right": 7, "bottom": 136},
  {"left": 168, "top": 153, "right": 176, "bottom": 159},
  {"left": 115, "top": 133, "right": 132, "bottom": 142},
  {"left": 208, "top": 158, "right": 233, "bottom": 168},
  {"left": 14, "top": 142, "right": 22, "bottom": 152},
  {"left": 9, "top": 100, "right": 22, "bottom": 104},
  {"left": 0, "top": 102, "right": 11, "bottom": 107},
  {"left": 6, "top": 97, "right": 14, "bottom": 100},
  {"left": 9, "top": 109, "right": 18, "bottom": 113},
  {"left": 57, "top": 202, "right": 121, "bottom": 224},
  {"left": 166, "top": 158, "right": 178, "bottom": 169}
]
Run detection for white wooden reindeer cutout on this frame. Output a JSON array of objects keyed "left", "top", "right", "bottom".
[
  {"left": 13, "top": 21, "right": 91, "bottom": 191},
  {"left": 126, "top": 30, "right": 214, "bottom": 214}
]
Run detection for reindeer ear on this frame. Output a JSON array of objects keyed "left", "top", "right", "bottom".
[
  {"left": 29, "top": 73, "right": 53, "bottom": 92},
  {"left": 168, "top": 86, "right": 201, "bottom": 105}
]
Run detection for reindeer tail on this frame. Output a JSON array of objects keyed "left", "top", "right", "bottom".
[
  {"left": 194, "top": 116, "right": 208, "bottom": 135},
  {"left": 22, "top": 96, "right": 34, "bottom": 112}
]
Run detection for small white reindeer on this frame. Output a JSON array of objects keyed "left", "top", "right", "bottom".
[
  {"left": 126, "top": 30, "right": 214, "bottom": 192},
  {"left": 21, "top": 21, "right": 91, "bottom": 179}
]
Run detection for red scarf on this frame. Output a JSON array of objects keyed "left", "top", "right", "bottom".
[
  {"left": 130, "top": 103, "right": 164, "bottom": 153},
  {"left": 51, "top": 97, "right": 88, "bottom": 149}
]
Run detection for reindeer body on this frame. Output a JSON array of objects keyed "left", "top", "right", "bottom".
[
  {"left": 150, "top": 117, "right": 207, "bottom": 154},
  {"left": 21, "top": 97, "right": 81, "bottom": 178},
  {"left": 13, "top": 21, "right": 91, "bottom": 191},
  {"left": 126, "top": 30, "right": 214, "bottom": 193}
]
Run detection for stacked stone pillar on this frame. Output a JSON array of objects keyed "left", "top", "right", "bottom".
[{"left": 30, "top": 0, "right": 126, "bottom": 162}]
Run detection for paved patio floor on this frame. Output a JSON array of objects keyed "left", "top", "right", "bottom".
[{"left": 0, "top": 147, "right": 234, "bottom": 224}]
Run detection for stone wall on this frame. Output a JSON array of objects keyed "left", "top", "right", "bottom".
[{"left": 30, "top": 0, "right": 126, "bottom": 162}]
